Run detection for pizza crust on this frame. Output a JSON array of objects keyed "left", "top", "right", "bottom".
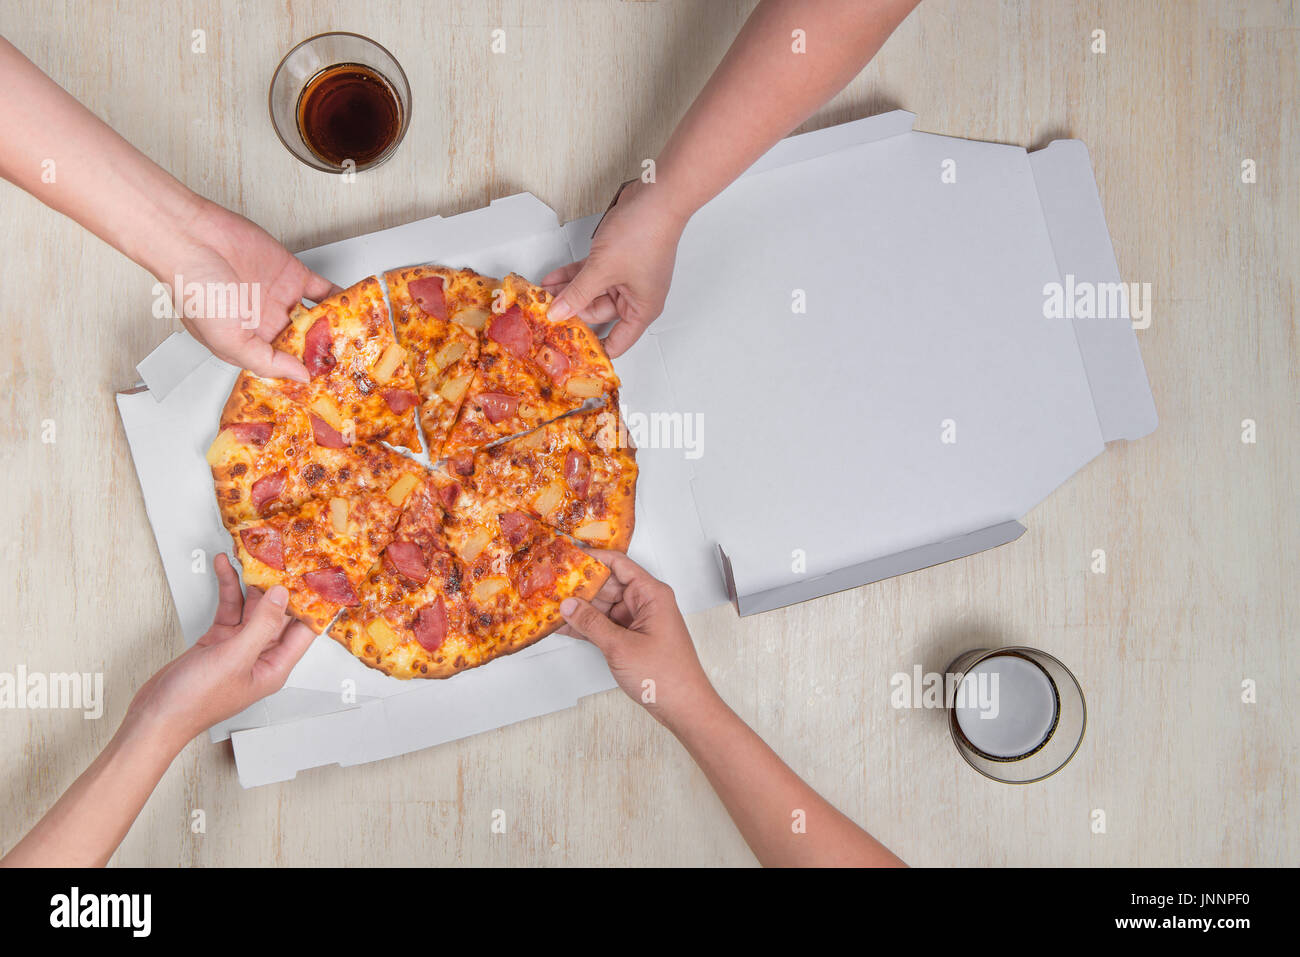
[{"left": 210, "top": 265, "right": 636, "bottom": 679}]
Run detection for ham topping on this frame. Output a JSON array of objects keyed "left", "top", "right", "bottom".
[
  {"left": 408, "top": 276, "right": 447, "bottom": 321},
  {"left": 310, "top": 414, "right": 347, "bottom": 449},
  {"left": 303, "top": 566, "right": 358, "bottom": 605},
  {"left": 250, "top": 468, "right": 287, "bottom": 511},
  {"left": 499, "top": 510, "right": 536, "bottom": 547},
  {"left": 564, "top": 450, "right": 592, "bottom": 498},
  {"left": 438, "top": 481, "right": 461, "bottom": 509},
  {"left": 230, "top": 422, "right": 273, "bottom": 446},
  {"left": 516, "top": 556, "right": 557, "bottom": 599},
  {"left": 478, "top": 392, "right": 519, "bottom": 424},
  {"left": 412, "top": 599, "right": 448, "bottom": 651},
  {"left": 534, "top": 345, "right": 569, "bottom": 384},
  {"left": 487, "top": 305, "right": 532, "bottom": 359},
  {"left": 303, "top": 317, "right": 336, "bottom": 378},
  {"left": 385, "top": 541, "right": 430, "bottom": 583},
  {"left": 239, "top": 525, "right": 285, "bottom": 571},
  {"left": 382, "top": 388, "right": 419, "bottom": 413}
]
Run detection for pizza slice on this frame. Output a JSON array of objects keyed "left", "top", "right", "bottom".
[
  {"left": 384, "top": 266, "right": 492, "bottom": 457},
  {"left": 269, "top": 276, "right": 423, "bottom": 451},
  {"left": 330, "top": 477, "right": 476, "bottom": 678},
  {"left": 210, "top": 373, "right": 426, "bottom": 529},
  {"left": 440, "top": 482, "right": 610, "bottom": 659},
  {"left": 230, "top": 489, "right": 404, "bottom": 632},
  {"left": 441, "top": 273, "right": 620, "bottom": 455},
  {"left": 467, "top": 403, "right": 637, "bottom": 551}
]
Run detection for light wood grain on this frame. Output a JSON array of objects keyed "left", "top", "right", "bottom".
[{"left": 0, "top": 0, "right": 1295, "bottom": 867}]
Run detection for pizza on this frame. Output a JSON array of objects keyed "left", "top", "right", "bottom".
[
  {"left": 441, "top": 273, "right": 621, "bottom": 456},
  {"left": 384, "top": 266, "right": 488, "bottom": 455},
  {"left": 458, "top": 404, "right": 637, "bottom": 551},
  {"left": 210, "top": 373, "right": 425, "bottom": 529},
  {"left": 331, "top": 474, "right": 609, "bottom": 678},
  {"left": 265, "top": 276, "right": 424, "bottom": 451},
  {"left": 208, "top": 268, "right": 632, "bottom": 679},
  {"left": 230, "top": 490, "right": 402, "bottom": 632}
]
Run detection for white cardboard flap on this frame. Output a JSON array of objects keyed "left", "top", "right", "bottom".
[
  {"left": 649, "top": 127, "right": 1110, "bottom": 602},
  {"left": 296, "top": 192, "right": 565, "bottom": 286},
  {"left": 721, "top": 520, "right": 1027, "bottom": 617},
  {"left": 135, "top": 331, "right": 219, "bottom": 400},
  {"left": 231, "top": 640, "right": 614, "bottom": 787},
  {"left": 1028, "top": 140, "right": 1158, "bottom": 441}
]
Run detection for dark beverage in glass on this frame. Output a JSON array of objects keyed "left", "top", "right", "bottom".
[
  {"left": 296, "top": 63, "right": 403, "bottom": 168},
  {"left": 269, "top": 33, "right": 411, "bottom": 173}
]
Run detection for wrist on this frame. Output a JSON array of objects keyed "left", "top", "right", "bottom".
[
  {"left": 115, "top": 706, "right": 190, "bottom": 767},
  {"left": 618, "top": 177, "right": 694, "bottom": 233},
  {"left": 122, "top": 687, "right": 200, "bottom": 758},
  {"left": 135, "top": 188, "right": 215, "bottom": 283},
  {"left": 655, "top": 676, "right": 728, "bottom": 737}
]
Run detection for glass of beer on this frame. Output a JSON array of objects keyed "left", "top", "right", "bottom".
[
  {"left": 945, "top": 646, "right": 1086, "bottom": 784},
  {"left": 269, "top": 32, "right": 411, "bottom": 173}
]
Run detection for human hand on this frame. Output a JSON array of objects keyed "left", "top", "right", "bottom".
[
  {"left": 542, "top": 180, "right": 689, "bottom": 357},
  {"left": 559, "top": 550, "right": 717, "bottom": 729},
  {"left": 126, "top": 554, "right": 316, "bottom": 751},
  {"left": 165, "top": 200, "right": 340, "bottom": 381}
]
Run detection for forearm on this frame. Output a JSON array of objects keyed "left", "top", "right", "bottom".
[
  {"left": 0, "top": 36, "right": 204, "bottom": 279},
  {"left": 666, "top": 694, "right": 904, "bottom": 867},
  {"left": 1, "top": 713, "right": 183, "bottom": 867},
  {"left": 650, "top": 0, "right": 919, "bottom": 221}
]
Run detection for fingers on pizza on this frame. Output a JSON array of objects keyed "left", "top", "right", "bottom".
[
  {"left": 440, "top": 272, "right": 621, "bottom": 456},
  {"left": 231, "top": 492, "right": 401, "bottom": 633},
  {"left": 268, "top": 277, "right": 424, "bottom": 452}
]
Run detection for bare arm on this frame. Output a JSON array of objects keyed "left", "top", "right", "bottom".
[
  {"left": 561, "top": 552, "right": 904, "bottom": 867},
  {"left": 0, "top": 35, "right": 204, "bottom": 282},
  {"left": 667, "top": 696, "right": 904, "bottom": 867},
  {"left": 0, "top": 36, "right": 333, "bottom": 380},
  {"left": 652, "top": 0, "right": 921, "bottom": 222},
  {"left": 1, "top": 557, "right": 314, "bottom": 867},
  {"left": 2, "top": 713, "right": 182, "bottom": 867},
  {"left": 545, "top": 0, "right": 921, "bottom": 353}
]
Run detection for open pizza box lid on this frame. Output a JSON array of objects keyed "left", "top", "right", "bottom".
[{"left": 117, "top": 110, "right": 1155, "bottom": 787}]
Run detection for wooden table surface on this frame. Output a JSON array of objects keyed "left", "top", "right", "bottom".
[{"left": 1, "top": 0, "right": 1295, "bottom": 867}]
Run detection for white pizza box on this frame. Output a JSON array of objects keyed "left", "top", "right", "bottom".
[
  {"left": 567, "top": 110, "right": 1155, "bottom": 614},
  {"left": 117, "top": 193, "right": 633, "bottom": 788},
  {"left": 116, "top": 109, "right": 1155, "bottom": 786}
]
